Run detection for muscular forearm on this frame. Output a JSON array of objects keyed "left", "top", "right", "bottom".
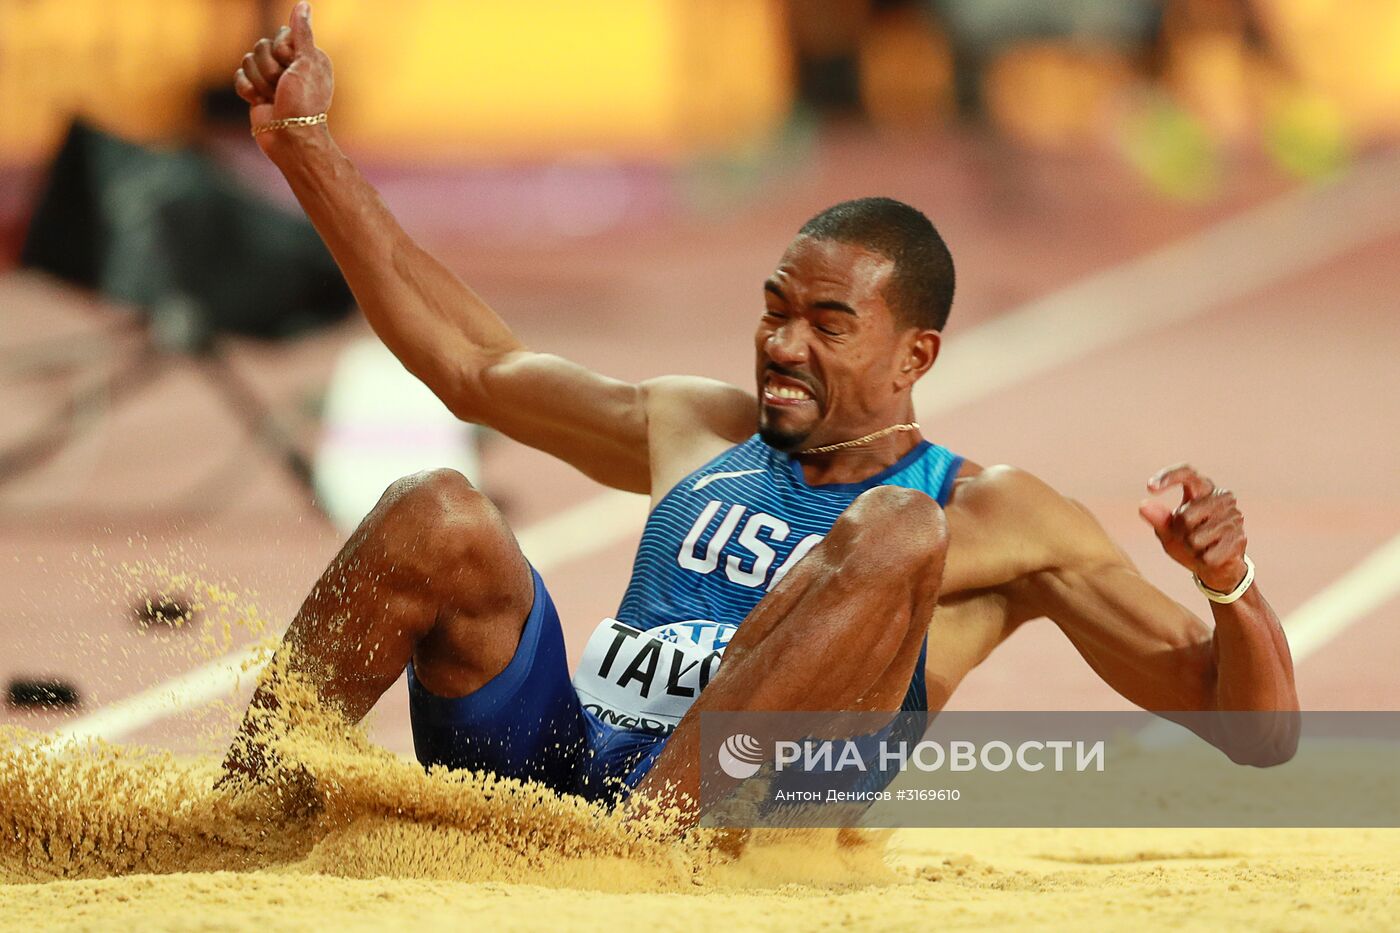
[
  {"left": 1206, "top": 583, "right": 1300, "bottom": 764},
  {"left": 1208, "top": 585, "right": 1296, "bottom": 710},
  {"left": 266, "top": 127, "right": 523, "bottom": 412}
]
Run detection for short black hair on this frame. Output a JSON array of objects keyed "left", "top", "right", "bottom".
[{"left": 797, "top": 197, "right": 955, "bottom": 331}]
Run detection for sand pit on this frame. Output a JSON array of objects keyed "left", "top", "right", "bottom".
[
  {"left": 3, "top": 725, "right": 1398, "bottom": 932},
  {"left": 3, "top": 575, "right": 1394, "bottom": 930}
]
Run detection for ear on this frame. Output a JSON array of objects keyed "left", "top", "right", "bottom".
[{"left": 894, "top": 328, "right": 940, "bottom": 390}]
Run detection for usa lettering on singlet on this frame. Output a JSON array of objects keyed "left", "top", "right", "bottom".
[{"left": 571, "top": 434, "right": 963, "bottom": 734}]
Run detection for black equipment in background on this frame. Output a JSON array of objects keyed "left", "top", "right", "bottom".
[
  {"left": 7, "top": 120, "right": 354, "bottom": 497},
  {"left": 21, "top": 120, "right": 352, "bottom": 348}
]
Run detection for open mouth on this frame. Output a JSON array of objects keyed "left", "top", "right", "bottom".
[{"left": 761, "top": 372, "right": 818, "bottom": 408}]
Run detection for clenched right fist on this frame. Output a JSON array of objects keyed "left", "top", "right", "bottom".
[{"left": 234, "top": 1, "right": 334, "bottom": 156}]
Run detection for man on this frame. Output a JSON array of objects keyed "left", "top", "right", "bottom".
[{"left": 227, "top": 4, "right": 1298, "bottom": 814}]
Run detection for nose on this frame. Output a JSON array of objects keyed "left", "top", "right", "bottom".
[{"left": 764, "top": 320, "right": 809, "bottom": 367}]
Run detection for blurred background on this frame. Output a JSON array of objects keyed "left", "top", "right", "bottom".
[{"left": 1, "top": 0, "right": 1397, "bottom": 754}]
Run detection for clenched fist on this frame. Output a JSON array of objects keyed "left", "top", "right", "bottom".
[
  {"left": 233, "top": 2, "right": 333, "bottom": 156},
  {"left": 1139, "top": 463, "right": 1249, "bottom": 594}
]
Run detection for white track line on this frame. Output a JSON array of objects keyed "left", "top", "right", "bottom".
[
  {"left": 914, "top": 147, "right": 1400, "bottom": 413},
  {"left": 38, "top": 493, "right": 650, "bottom": 748},
  {"left": 46, "top": 148, "right": 1400, "bottom": 745},
  {"left": 1282, "top": 531, "right": 1400, "bottom": 661},
  {"left": 513, "top": 488, "right": 648, "bottom": 569},
  {"left": 43, "top": 646, "right": 265, "bottom": 747}
]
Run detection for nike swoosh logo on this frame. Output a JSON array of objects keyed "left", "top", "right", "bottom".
[{"left": 692, "top": 469, "right": 765, "bottom": 491}]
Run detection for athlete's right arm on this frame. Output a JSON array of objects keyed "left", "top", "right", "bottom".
[{"left": 235, "top": 5, "right": 752, "bottom": 494}]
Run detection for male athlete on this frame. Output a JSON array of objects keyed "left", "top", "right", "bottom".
[{"left": 226, "top": 5, "right": 1298, "bottom": 811}]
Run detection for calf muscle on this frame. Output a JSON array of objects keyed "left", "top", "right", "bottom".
[{"left": 223, "top": 469, "right": 532, "bottom": 781}]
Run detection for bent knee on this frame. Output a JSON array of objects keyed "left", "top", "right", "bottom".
[
  {"left": 783, "top": 487, "right": 946, "bottom": 651},
  {"left": 380, "top": 468, "right": 488, "bottom": 530},
  {"left": 835, "top": 486, "right": 948, "bottom": 574},
  {"left": 823, "top": 487, "right": 946, "bottom": 596},
  {"left": 381, "top": 468, "right": 477, "bottom": 513},
  {"left": 375, "top": 469, "right": 523, "bottom": 580}
]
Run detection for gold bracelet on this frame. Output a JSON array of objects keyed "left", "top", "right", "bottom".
[{"left": 251, "top": 112, "right": 328, "bottom": 137}]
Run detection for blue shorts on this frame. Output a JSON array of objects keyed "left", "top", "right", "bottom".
[{"left": 407, "top": 567, "right": 666, "bottom": 804}]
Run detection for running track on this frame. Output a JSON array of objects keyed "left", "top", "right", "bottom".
[{"left": 1, "top": 132, "right": 1396, "bottom": 755}]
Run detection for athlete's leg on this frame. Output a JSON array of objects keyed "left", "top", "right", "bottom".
[
  {"left": 632, "top": 485, "right": 947, "bottom": 811},
  {"left": 223, "top": 468, "right": 533, "bottom": 777}
]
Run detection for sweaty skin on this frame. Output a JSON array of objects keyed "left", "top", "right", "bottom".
[{"left": 228, "top": 5, "right": 1299, "bottom": 802}]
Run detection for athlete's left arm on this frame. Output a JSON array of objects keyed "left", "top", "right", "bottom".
[{"left": 988, "top": 464, "right": 1299, "bottom": 766}]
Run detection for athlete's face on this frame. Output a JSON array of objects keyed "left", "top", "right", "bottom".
[{"left": 755, "top": 236, "right": 937, "bottom": 452}]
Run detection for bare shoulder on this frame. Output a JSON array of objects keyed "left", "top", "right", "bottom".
[
  {"left": 641, "top": 375, "right": 754, "bottom": 444},
  {"left": 946, "top": 461, "right": 1055, "bottom": 514},
  {"left": 641, "top": 375, "right": 756, "bottom": 495},
  {"left": 941, "top": 461, "right": 1125, "bottom": 592}
]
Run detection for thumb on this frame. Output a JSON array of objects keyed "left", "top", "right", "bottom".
[
  {"left": 289, "top": 1, "right": 315, "bottom": 54},
  {"left": 1138, "top": 498, "right": 1172, "bottom": 537}
]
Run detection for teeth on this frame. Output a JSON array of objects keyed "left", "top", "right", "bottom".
[{"left": 768, "top": 384, "right": 811, "bottom": 401}]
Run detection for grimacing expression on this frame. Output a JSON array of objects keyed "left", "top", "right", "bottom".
[{"left": 755, "top": 236, "right": 930, "bottom": 452}]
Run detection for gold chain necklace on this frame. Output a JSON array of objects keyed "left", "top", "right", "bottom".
[{"left": 803, "top": 422, "right": 921, "bottom": 455}]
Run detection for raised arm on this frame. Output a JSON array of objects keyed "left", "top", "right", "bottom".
[
  {"left": 234, "top": 4, "right": 752, "bottom": 493},
  {"left": 973, "top": 465, "right": 1299, "bottom": 765}
]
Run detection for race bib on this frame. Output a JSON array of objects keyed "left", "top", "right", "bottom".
[{"left": 572, "top": 618, "right": 736, "bottom": 735}]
